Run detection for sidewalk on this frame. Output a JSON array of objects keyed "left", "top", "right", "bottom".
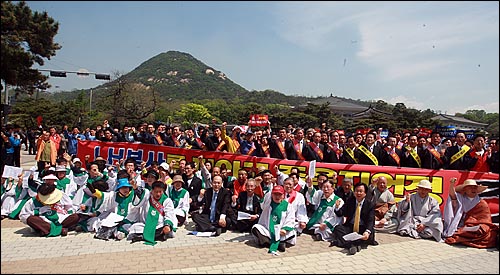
[{"left": 1, "top": 150, "right": 498, "bottom": 274}]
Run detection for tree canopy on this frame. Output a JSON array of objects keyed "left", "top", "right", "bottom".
[{"left": 1, "top": 1, "right": 61, "bottom": 93}]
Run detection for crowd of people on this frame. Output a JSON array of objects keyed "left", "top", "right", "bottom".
[{"left": 0, "top": 119, "right": 499, "bottom": 255}]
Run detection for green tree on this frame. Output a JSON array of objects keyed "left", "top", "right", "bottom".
[
  {"left": 175, "top": 103, "right": 212, "bottom": 128},
  {"left": 1, "top": 1, "right": 61, "bottom": 93}
]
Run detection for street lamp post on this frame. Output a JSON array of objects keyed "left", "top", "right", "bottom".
[{"left": 89, "top": 88, "right": 93, "bottom": 113}]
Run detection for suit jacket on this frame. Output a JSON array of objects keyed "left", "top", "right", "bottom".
[
  {"left": 340, "top": 147, "right": 358, "bottom": 164},
  {"left": 268, "top": 138, "right": 294, "bottom": 159},
  {"left": 304, "top": 142, "right": 326, "bottom": 162},
  {"left": 236, "top": 191, "right": 262, "bottom": 215},
  {"left": 201, "top": 187, "right": 232, "bottom": 221},
  {"left": 356, "top": 143, "right": 382, "bottom": 166},
  {"left": 401, "top": 146, "right": 425, "bottom": 168},
  {"left": 421, "top": 145, "right": 445, "bottom": 169},
  {"left": 380, "top": 145, "right": 404, "bottom": 167},
  {"left": 443, "top": 145, "right": 471, "bottom": 170},
  {"left": 322, "top": 142, "right": 340, "bottom": 163},
  {"left": 335, "top": 196, "right": 375, "bottom": 236},
  {"left": 183, "top": 175, "right": 203, "bottom": 202}
]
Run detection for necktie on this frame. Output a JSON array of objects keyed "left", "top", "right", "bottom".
[
  {"left": 210, "top": 191, "right": 218, "bottom": 223},
  {"left": 353, "top": 201, "right": 361, "bottom": 233}
]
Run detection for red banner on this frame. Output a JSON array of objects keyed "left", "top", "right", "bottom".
[
  {"left": 77, "top": 141, "right": 499, "bottom": 212},
  {"left": 249, "top": 114, "right": 269, "bottom": 127}
]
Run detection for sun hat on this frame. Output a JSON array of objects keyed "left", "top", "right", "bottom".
[
  {"left": 159, "top": 162, "right": 170, "bottom": 171},
  {"left": 38, "top": 188, "right": 63, "bottom": 205},
  {"left": 73, "top": 158, "right": 82, "bottom": 164},
  {"left": 55, "top": 165, "right": 67, "bottom": 172},
  {"left": 115, "top": 178, "right": 132, "bottom": 191},
  {"left": 272, "top": 185, "right": 285, "bottom": 195},
  {"left": 172, "top": 175, "right": 184, "bottom": 184},
  {"left": 416, "top": 179, "right": 432, "bottom": 190},
  {"left": 95, "top": 156, "right": 106, "bottom": 162},
  {"left": 42, "top": 174, "right": 59, "bottom": 181},
  {"left": 455, "top": 179, "right": 487, "bottom": 193}
]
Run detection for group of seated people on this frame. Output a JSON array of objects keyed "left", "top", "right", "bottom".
[{"left": 1, "top": 153, "right": 498, "bottom": 255}]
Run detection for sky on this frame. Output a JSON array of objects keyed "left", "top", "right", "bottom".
[{"left": 26, "top": 1, "right": 499, "bottom": 115}]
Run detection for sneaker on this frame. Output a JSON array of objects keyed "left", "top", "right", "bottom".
[
  {"left": 115, "top": 231, "right": 126, "bottom": 240},
  {"left": 313, "top": 233, "right": 322, "bottom": 241},
  {"left": 278, "top": 242, "right": 286, "bottom": 252},
  {"left": 60, "top": 228, "right": 68, "bottom": 237}
]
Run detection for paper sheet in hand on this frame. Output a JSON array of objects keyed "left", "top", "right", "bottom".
[
  {"left": 462, "top": 225, "right": 480, "bottom": 232},
  {"left": 2, "top": 165, "right": 23, "bottom": 179},
  {"left": 100, "top": 212, "right": 124, "bottom": 227},
  {"left": 22, "top": 171, "right": 32, "bottom": 188},
  {"left": 274, "top": 224, "right": 281, "bottom": 241},
  {"left": 308, "top": 160, "right": 316, "bottom": 179},
  {"left": 342, "top": 232, "right": 363, "bottom": 241},
  {"left": 237, "top": 211, "right": 252, "bottom": 220}
]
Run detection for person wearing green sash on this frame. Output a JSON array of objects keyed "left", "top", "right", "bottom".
[
  {"left": 93, "top": 176, "right": 149, "bottom": 241},
  {"left": 127, "top": 181, "right": 176, "bottom": 245},
  {"left": 72, "top": 179, "right": 110, "bottom": 232},
  {"left": 2, "top": 173, "right": 38, "bottom": 220},
  {"left": 19, "top": 183, "right": 79, "bottom": 237},
  {"left": 303, "top": 180, "right": 343, "bottom": 242},
  {"left": 168, "top": 175, "right": 190, "bottom": 226},
  {"left": 251, "top": 185, "right": 295, "bottom": 255},
  {"left": 54, "top": 165, "right": 77, "bottom": 199}
]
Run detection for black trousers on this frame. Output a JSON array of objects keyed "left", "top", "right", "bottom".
[
  {"left": 191, "top": 213, "right": 230, "bottom": 232},
  {"left": 332, "top": 223, "right": 375, "bottom": 248}
]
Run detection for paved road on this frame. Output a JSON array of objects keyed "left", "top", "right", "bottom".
[{"left": 1, "top": 150, "right": 498, "bottom": 274}]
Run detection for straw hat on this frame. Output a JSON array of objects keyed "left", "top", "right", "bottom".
[
  {"left": 38, "top": 188, "right": 63, "bottom": 205},
  {"left": 455, "top": 179, "right": 487, "bottom": 193},
  {"left": 416, "top": 179, "right": 432, "bottom": 190}
]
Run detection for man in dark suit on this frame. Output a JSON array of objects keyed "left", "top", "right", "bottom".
[
  {"left": 443, "top": 132, "right": 471, "bottom": 170},
  {"left": 380, "top": 135, "right": 404, "bottom": 167},
  {"left": 305, "top": 131, "right": 327, "bottom": 162},
  {"left": 233, "top": 179, "right": 262, "bottom": 232},
  {"left": 421, "top": 131, "right": 446, "bottom": 169},
  {"left": 401, "top": 134, "right": 425, "bottom": 168},
  {"left": 330, "top": 182, "right": 377, "bottom": 255},
  {"left": 357, "top": 132, "right": 382, "bottom": 166},
  {"left": 192, "top": 175, "right": 232, "bottom": 236},
  {"left": 182, "top": 162, "right": 203, "bottom": 213},
  {"left": 268, "top": 128, "right": 294, "bottom": 159}
]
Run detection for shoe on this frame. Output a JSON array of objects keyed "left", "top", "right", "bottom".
[
  {"left": 329, "top": 240, "right": 339, "bottom": 247},
  {"left": 278, "top": 242, "right": 286, "bottom": 252},
  {"left": 313, "top": 233, "right": 322, "bottom": 241},
  {"left": 75, "top": 225, "right": 84, "bottom": 232},
  {"left": 347, "top": 246, "right": 357, "bottom": 255},
  {"left": 372, "top": 240, "right": 379, "bottom": 246},
  {"left": 213, "top": 227, "right": 222, "bottom": 237},
  {"left": 356, "top": 245, "right": 362, "bottom": 252},
  {"left": 60, "top": 228, "right": 68, "bottom": 237},
  {"left": 115, "top": 231, "right": 126, "bottom": 240}
]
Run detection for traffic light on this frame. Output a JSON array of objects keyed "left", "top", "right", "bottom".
[
  {"left": 50, "top": 71, "right": 67, "bottom": 77},
  {"left": 95, "top": 74, "right": 110, "bottom": 80}
]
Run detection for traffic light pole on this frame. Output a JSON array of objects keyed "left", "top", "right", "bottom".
[{"left": 38, "top": 69, "right": 111, "bottom": 80}]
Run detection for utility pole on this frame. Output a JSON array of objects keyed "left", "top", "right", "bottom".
[{"left": 89, "top": 88, "right": 93, "bottom": 113}]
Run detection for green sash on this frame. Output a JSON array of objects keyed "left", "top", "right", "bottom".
[
  {"left": 33, "top": 199, "right": 62, "bottom": 237},
  {"left": 8, "top": 185, "right": 31, "bottom": 219},
  {"left": 143, "top": 194, "right": 167, "bottom": 246},
  {"left": 268, "top": 200, "right": 289, "bottom": 253},
  {"left": 169, "top": 188, "right": 188, "bottom": 209},
  {"left": 450, "top": 145, "right": 470, "bottom": 165},
  {"left": 56, "top": 178, "right": 71, "bottom": 191},
  {"left": 306, "top": 196, "right": 338, "bottom": 229},
  {"left": 359, "top": 145, "right": 378, "bottom": 165},
  {"left": 115, "top": 190, "right": 134, "bottom": 217}
]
